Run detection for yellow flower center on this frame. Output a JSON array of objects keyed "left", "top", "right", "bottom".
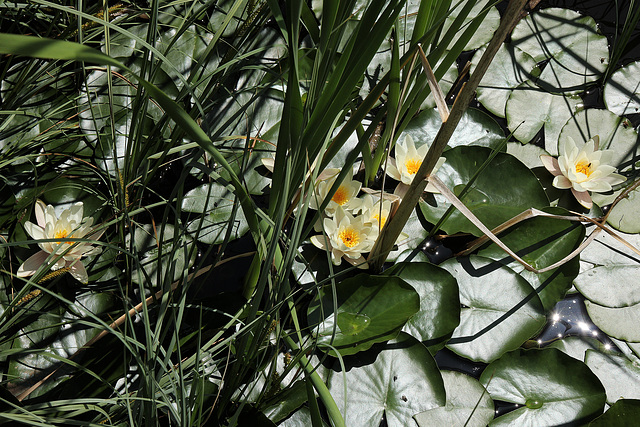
[
  {"left": 54, "top": 229, "right": 73, "bottom": 244},
  {"left": 372, "top": 213, "right": 387, "bottom": 228},
  {"left": 331, "top": 186, "right": 350, "bottom": 206},
  {"left": 338, "top": 228, "right": 360, "bottom": 248},
  {"left": 575, "top": 161, "right": 593, "bottom": 177},
  {"left": 405, "top": 158, "right": 422, "bottom": 175}
]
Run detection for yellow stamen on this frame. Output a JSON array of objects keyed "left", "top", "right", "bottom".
[
  {"left": 372, "top": 213, "right": 387, "bottom": 228},
  {"left": 55, "top": 229, "right": 73, "bottom": 244},
  {"left": 338, "top": 228, "right": 360, "bottom": 248},
  {"left": 575, "top": 161, "right": 593, "bottom": 177},
  {"left": 405, "top": 158, "right": 422, "bottom": 175},
  {"left": 331, "top": 186, "right": 350, "bottom": 206}
]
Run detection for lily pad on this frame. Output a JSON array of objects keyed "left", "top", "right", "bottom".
[
  {"left": 442, "top": 0, "right": 500, "bottom": 51},
  {"left": 327, "top": 333, "right": 445, "bottom": 427},
  {"left": 589, "top": 399, "right": 640, "bottom": 426},
  {"left": 477, "top": 207, "right": 584, "bottom": 311},
  {"left": 548, "top": 336, "right": 607, "bottom": 362},
  {"left": 579, "top": 227, "right": 640, "bottom": 268},
  {"left": 383, "top": 262, "right": 460, "bottom": 353},
  {"left": 585, "top": 349, "right": 640, "bottom": 404},
  {"left": 506, "top": 81, "right": 582, "bottom": 145},
  {"left": 440, "top": 256, "right": 546, "bottom": 363},
  {"left": 604, "top": 61, "right": 640, "bottom": 117},
  {"left": 472, "top": 43, "right": 539, "bottom": 118},
  {"left": 182, "top": 181, "right": 249, "bottom": 245},
  {"left": 413, "top": 370, "right": 494, "bottom": 427},
  {"left": 400, "top": 107, "right": 505, "bottom": 151},
  {"left": 420, "top": 146, "right": 549, "bottom": 236},
  {"left": 575, "top": 265, "right": 640, "bottom": 307},
  {"left": 584, "top": 300, "right": 640, "bottom": 342},
  {"left": 606, "top": 186, "right": 640, "bottom": 233},
  {"left": 511, "top": 7, "right": 609, "bottom": 93},
  {"left": 307, "top": 274, "right": 420, "bottom": 356},
  {"left": 481, "top": 348, "right": 606, "bottom": 426}
]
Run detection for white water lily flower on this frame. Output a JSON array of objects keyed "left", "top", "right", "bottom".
[
  {"left": 355, "top": 194, "right": 409, "bottom": 245},
  {"left": 309, "top": 168, "right": 362, "bottom": 216},
  {"left": 541, "top": 135, "right": 626, "bottom": 209},
  {"left": 310, "top": 207, "right": 375, "bottom": 268},
  {"left": 386, "top": 134, "right": 445, "bottom": 192},
  {"left": 17, "top": 200, "right": 104, "bottom": 283}
]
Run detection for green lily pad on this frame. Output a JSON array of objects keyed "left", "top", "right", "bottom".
[
  {"left": 557, "top": 108, "right": 638, "bottom": 168},
  {"left": 506, "top": 81, "right": 581, "bottom": 145},
  {"left": 606, "top": 186, "right": 640, "bottom": 233},
  {"left": 604, "top": 61, "right": 640, "bottom": 117},
  {"left": 400, "top": 107, "right": 505, "bottom": 151},
  {"left": 472, "top": 43, "right": 539, "bottom": 118},
  {"left": 589, "top": 399, "right": 640, "bottom": 426},
  {"left": 579, "top": 228, "right": 640, "bottom": 268},
  {"left": 477, "top": 207, "right": 584, "bottom": 311},
  {"left": 414, "top": 370, "right": 494, "bottom": 427},
  {"left": 575, "top": 265, "right": 640, "bottom": 307},
  {"left": 182, "top": 181, "right": 249, "bottom": 245},
  {"left": 420, "top": 146, "right": 549, "bottom": 236},
  {"left": 481, "top": 348, "right": 606, "bottom": 426},
  {"left": 584, "top": 300, "right": 640, "bottom": 342},
  {"left": 442, "top": 0, "right": 500, "bottom": 51},
  {"left": 585, "top": 349, "right": 640, "bottom": 404},
  {"left": 548, "top": 336, "right": 608, "bottom": 362},
  {"left": 383, "top": 262, "right": 460, "bottom": 353},
  {"left": 511, "top": 7, "right": 609, "bottom": 93},
  {"left": 307, "top": 274, "right": 420, "bottom": 356},
  {"left": 327, "top": 333, "right": 445, "bottom": 427},
  {"left": 440, "top": 256, "right": 546, "bottom": 363}
]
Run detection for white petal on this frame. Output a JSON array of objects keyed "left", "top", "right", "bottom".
[
  {"left": 24, "top": 221, "right": 45, "bottom": 240},
  {"left": 310, "top": 235, "right": 328, "bottom": 250},
  {"left": 35, "top": 200, "right": 47, "bottom": 227},
  {"left": 386, "top": 158, "right": 401, "bottom": 181},
  {"left": 553, "top": 176, "right": 573, "bottom": 189},
  {"left": 17, "top": 251, "right": 49, "bottom": 277},
  {"left": 572, "top": 188, "right": 592, "bottom": 209},
  {"left": 68, "top": 260, "right": 89, "bottom": 284},
  {"left": 68, "top": 202, "right": 84, "bottom": 224},
  {"left": 540, "top": 155, "right": 562, "bottom": 176}
]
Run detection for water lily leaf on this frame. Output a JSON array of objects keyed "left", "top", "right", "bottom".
[
  {"left": 585, "top": 349, "right": 640, "bottom": 404},
  {"left": 307, "top": 274, "right": 420, "bottom": 356},
  {"left": 327, "top": 333, "right": 445, "bottom": 427},
  {"left": 548, "top": 336, "right": 607, "bottom": 362},
  {"left": 182, "top": 182, "right": 249, "bottom": 244},
  {"left": 477, "top": 207, "right": 584, "bottom": 311},
  {"left": 383, "top": 262, "right": 460, "bottom": 353},
  {"left": 472, "top": 43, "right": 539, "bottom": 118},
  {"left": 557, "top": 108, "right": 638, "bottom": 168},
  {"left": 481, "top": 348, "right": 605, "bottom": 426},
  {"left": 584, "top": 300, "right": 640, "bottom": 342},
  {"left": 400, "top": 107, "right": 505, "bottom": 151},
  {"left": 589, "top": 399, "right": 640, "bottom": 426},
  {"left": 127, "top": 224, "right": 195, "bottom": 288},
  {"left": 420, "top": 146, "right": 549, "bottom": 236},
  {"left": 511, "top": 7, "right": 609, "bottom": 93},
  {"left": 606, "top": 185, "right": 640, "bottom": 233},
  {"left": 279, "top": 407, "right": 329, "bottom": 427},
  {"left": 413, "top": 370, "right": 494, "bottom": 427},
  {"left": 604, "top": 61, "right": 640, "bottom": 117},
  {"left": 440, "top": 256, "right": 546, "bottom": 363},
  {"left": 442, "top": 0, "right": 500, "bottom": 51},
  {"left": 580, "top": 228, "right": 640, "bottom": 268},
  {"left": 506, "top": 81, "right": 581, "bottom": 145},
  {"left": 575, "top": 265, "right": 640, "bottom": 307}
]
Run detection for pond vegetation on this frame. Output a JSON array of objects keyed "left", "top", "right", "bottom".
[{"left": 1, "top": 0, "right": 640, "bottom": 425}]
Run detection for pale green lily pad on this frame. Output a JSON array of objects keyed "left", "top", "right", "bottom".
[
  {"left": 506, "top": 142, "right": 548, "bottom": 169},
  {"left": 442, "top": 0, "right": 500, "bottom": 51},
  {"left": 327, "top": 333, "right": 445, "bottom": 427},
  {"left": 548, "top": 336, "right": 608, "bottom": 362},
  {"left": 472, "top": 43, "right": 539, "bottom": 117},
  {"left": 440, "top": 256, "right": 546, "bottom": 363},
  {"left": 400, "top": 107, "right": 505, "bottom": 151},
  {"left": 579, "top": 228, "right": 640, "bottom": 268},
  {"left": 557, "top": 108, "right": 638, "bottom": 168},
  {"left": 604, "top": 61, "right": 640, "bottom": 116},
  {"left": 481, "top": 348, "right": 606, "bottom": 426},
  {"left": 182, "top": 181, "right": 249, "bottom": 244},
  {"left": 606, "top": 186, "right": 640, "bottom": 233},
  {"left": 585, "top": 300, "right": 640, "bottom": 342},
  {"left": 506, "top": 81, "right": 581, "bottom": 145},
  {"left": 511, "top": 7, "right": 609, "bottom": 93},
  {"left": 414, "top": 370, "right": 494, "bottom": 427},
  {"left": 589, "top": 399, "right": 640, "bottom": 426},
  {"left": 585, "top": 349, "right": 640, "bottom": 404},
  {"left": 575, "top": 265, "right": 640, "bottom": 307}
]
